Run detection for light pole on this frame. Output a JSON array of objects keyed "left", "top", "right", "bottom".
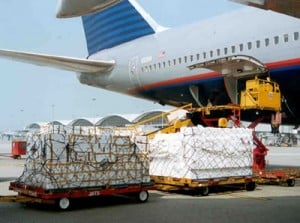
[
  {"left": 92, "top": 98, "right": 96, "bottom": 118},
  {"left": 51, "top": 104, "right": 55, "bottom": 122},
  {"left": 20, "top": 109, "right": 24, "bottom": 130}
]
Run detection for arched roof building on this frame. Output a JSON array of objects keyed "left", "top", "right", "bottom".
[
  {"left": 25, "top": 110, "right": 166, "bottom": 130},
  {"left": 68, "top": 119, "right": 93, "bottom": 127},
  {"left": 95, "top": 115, "right": 131, "bottom": 127},
  {"left": 133, "top": 111, "right": 167, "bottom": 126}
]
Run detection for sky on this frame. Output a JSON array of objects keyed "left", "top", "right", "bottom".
[{"left": 0, "top": 0, "right": 243, "bottom": 131}]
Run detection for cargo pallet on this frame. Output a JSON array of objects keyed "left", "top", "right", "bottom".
[
  {"left": 151, "top": 176, "right": 256, "bottom": 196},
  {"left": 189, "top": 105, "right": 298, "bottom": 188},
  {"left": 0, "top": 182, "right": 154, "bottom": 210}
]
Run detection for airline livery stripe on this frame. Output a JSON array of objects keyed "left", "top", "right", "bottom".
[
  {"left": 83, "top": 7, "right": 138, "bottom": 36},
  {"left": 87, "top": 23, "right": 152, "bottom": 50},
  {"left": 85, "top": 15, "right": 148, "bottom": 43},
  {"left": 83, "top": 1, "right": 131, "bottom": 27},
  {"left": 128, "top": 58, "right": 300, "bottom": 94},
  {"left": 88, "top": 27, "right": 152, "bottom": 54},
  {"left": 266, "top": 58, "right": 300, "bottom": 69},
  {"left": 129, "top": 73, "right": 221, "bottom": 94},
  {"left": 82, "top": 0, "right": 155, "bottom": 55}
]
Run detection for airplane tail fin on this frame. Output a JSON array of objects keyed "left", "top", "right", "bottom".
[{"left": 81, "top": 0, "right": 165, "bottom": 55}]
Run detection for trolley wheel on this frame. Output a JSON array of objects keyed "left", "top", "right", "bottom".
[
  {"left": 58, "top": 197, "right": 70, "bottom": 210},
  {"left": 245, "top": 182, "right": 256, "bottom": 191},
  {"left": 199, "top": 187, "right": 209, "bottom": 196},
  {"left": 137, "top": 191, "right": 149, "bottom": 203},
  {"left": 287, "top": 179, "right": 296, "bottom": 187}
]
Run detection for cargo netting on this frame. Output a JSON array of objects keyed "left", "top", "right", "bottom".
[
  {"left": 149, "top": 126, "right": 254, "bottom": 180},
  {"left": 16, "top": 125, "right": 150, "bottom": 190}
]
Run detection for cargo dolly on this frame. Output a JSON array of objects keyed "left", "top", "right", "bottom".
[
  {"left": 189, "top": 105, "right": 298, "bottom": 188},
  {"left": 0, "top": 182, "right": 154, "bottom": 210},
  {"left": 152, "top": 176, "right": 256, "bottom": 196}
]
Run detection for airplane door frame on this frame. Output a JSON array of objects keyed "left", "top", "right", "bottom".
[{"left": 129, "top": 56, "right": 141, "bottom": 88}]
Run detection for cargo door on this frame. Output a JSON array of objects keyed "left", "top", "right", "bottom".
[
  {"left": 129, "top": 56, "right": 141, "bottom": 88},
  {"left": 188, "top": 55, "right": 268, "bottom": 104}
]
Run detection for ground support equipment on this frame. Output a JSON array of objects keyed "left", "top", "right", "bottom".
[
  {"left": 0, "top": 182, "right": 154, "bottom": 210},
  {"left": 151, "top": 176, "right": 256, "bottom": 196},
  {"left": 185, "top": 104, "right": 298, "bottom": 188},
  {"left": 254, "top": 169, "right": 298, "bottom": 187}
]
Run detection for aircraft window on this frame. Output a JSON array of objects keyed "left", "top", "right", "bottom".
[
  {"left": 163, "top": 61, "right": 166, "bottom": 68},
  {"left": 239, "top": 44, "right": 243, "bottom": 51},
  {"left": 153, "top": 64, "right": 157, "bottom": 71},
  {"left": 203, "top": 52, "right": 207, "bottom": 59},
  {"left": 217, "top": 49, "right": 221, "bottom": 56},
  {"left": 178, "top": 58, "right": 182, "bottom": 64},
  {"left": 256, "top": 40, "right": 260, "bottom": 48},
  {"left": 247, "top": 42, "right": 252, "bottom": 50},
  {"left": 184, "top": 56, "right": 188, "bottom": 63},
  {"left": 196, "top": 54, "right": 200, "bottom": 60},
  {"left": 232, "top": 46, "right": 236, "bottom": 53},
  {"left": 173, "top": 59, "right": 176, "bottom": 66},
  {"left": 141, "top": 67, "right": 144, "bottom": 73},
  {"left": 224, "top": 47, "right": 228, "bottom": 55},
  {"left": 210, "top": 50, "right": 213, "bottom": 58},
  {"left": 190, "top": 55, "right": 194, "bottom": 62},
  {"left": 294, "top": 32, "right": 299, "bottom": 41},
  {"left": 265, "top": 38, "right": 270, "bottom": 47},
  {"left": 284, "top": 34, "right": 289, "bottom": 42},
  {"left": 149, "top": 65, "right": 152, "bottom": 71},
  {"left": 158, "top": 63, "right": 161, "bottom": 69},
  {"left": 168, "top": 60, "right": 171, "bottom": 67},
  {"left": 274, "top": 36, "right": 279, "bottom": 44}
]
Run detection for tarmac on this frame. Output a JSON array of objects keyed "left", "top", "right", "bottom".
[{"left": 0, "top": 141, "right": 300, "bottom": 222}]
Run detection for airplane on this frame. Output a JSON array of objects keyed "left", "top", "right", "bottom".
[
  {"left": 231, "top": 0, "right": 300, "bottom": 19},
  {"left": 0, "top": 0, "right": 299, "bottom": 128}
]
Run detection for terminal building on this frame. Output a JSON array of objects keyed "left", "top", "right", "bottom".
[{"left": 1, "top": 110, "right": 300, "bottom": 147}]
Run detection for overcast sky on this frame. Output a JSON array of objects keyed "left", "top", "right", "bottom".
[{"left": 0, "top": 0, "right": 243, "bottom": 131}]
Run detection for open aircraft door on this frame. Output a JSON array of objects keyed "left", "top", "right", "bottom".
[{"left": 188, "top": 55, "right": 269, "bottom": 104}]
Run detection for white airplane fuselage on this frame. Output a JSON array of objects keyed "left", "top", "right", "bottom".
[
  {"left": 78, "top": 8, "right": 300, "bottom": 123},
  {"left": 1, "top": 1, "right": 299, "bottom": 124}
]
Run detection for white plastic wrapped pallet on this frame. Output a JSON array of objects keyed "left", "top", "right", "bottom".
[
  {"left": 149, "top": 126, "right": 254, "bottom": 180},
  {"left": 19, "top": 125, "right": 150, "bottom": 190}
]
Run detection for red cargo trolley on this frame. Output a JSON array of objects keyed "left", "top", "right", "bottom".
[{"left": 0, "top": 181, "right": 154, "bottom": 210}]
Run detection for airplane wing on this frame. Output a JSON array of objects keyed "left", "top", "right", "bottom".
[
  {"left": 0, "top": 49, "right": 115, "bottom": 73},
  {"left": 230, "top": 0, "right": 300, "bottom": 18}
]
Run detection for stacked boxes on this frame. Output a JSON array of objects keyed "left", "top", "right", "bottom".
[
  {"left": 149, "top": 126, "right": 254, "bottom": 180},
  {"left": 18, "top": 125, "right": 150, "bottom": 190}
]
